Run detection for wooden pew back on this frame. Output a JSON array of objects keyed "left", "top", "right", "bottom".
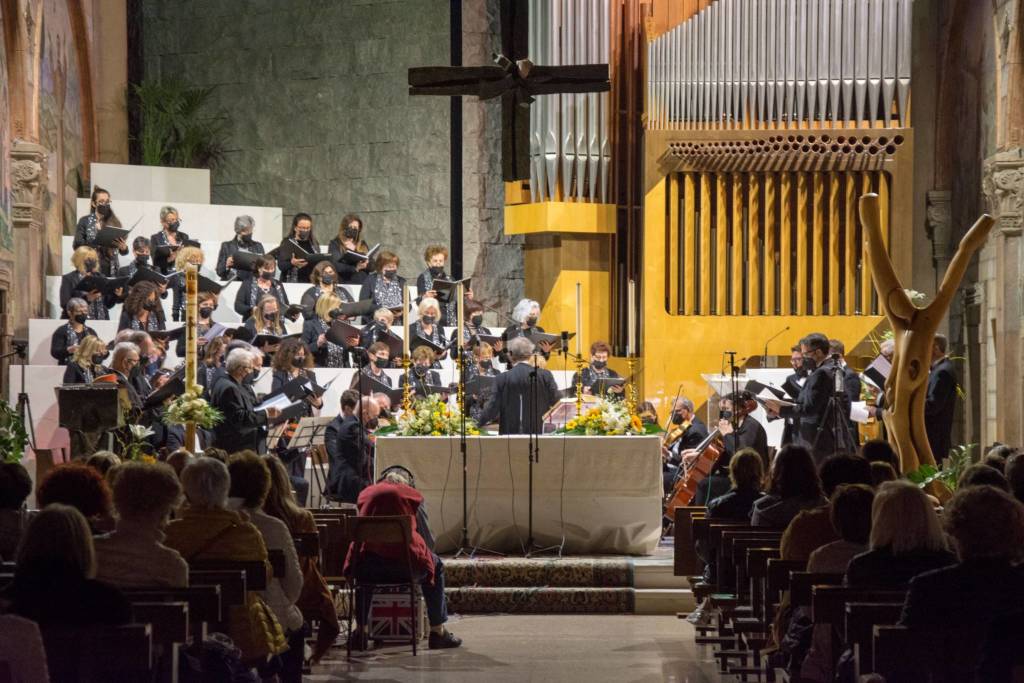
[
  {"left": 42, "top": 624, "right": 152, "bottom": 683},
  {"left": 122, "top": 585, "right": 222, "bottom": 641},
  {"left": 673, "top": 505, "right": 706, "bottom": 576}
]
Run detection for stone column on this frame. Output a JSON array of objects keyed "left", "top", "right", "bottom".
[
  {"left": 981, "top": 149, "right": 1024, "bottom": 448},
  {"left": 10, "top": 141, "right": 48, "bottom": 336},
  {"left": 926, "top": 190, "right": 953, "bottom": 283}
]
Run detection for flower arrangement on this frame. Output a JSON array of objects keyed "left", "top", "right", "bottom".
[
  {"left": 382, "top": 394, "right": 480, "bottom": 437},
  {"left": 559, "top": 398, "right": 661, "bottom": 436},
  {"left": 0, "top": 400, "right": 27, "bottom": 463},
  {"left": 121, "top": 424, "right": 156, "bottom": 462},
  {"left": 164, "top": 389, "right": 223, "bottom": 429}
]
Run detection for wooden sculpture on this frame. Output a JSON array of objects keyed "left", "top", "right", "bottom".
[{"left": 859, "top": 193, "right": 994, "bottom": 474}]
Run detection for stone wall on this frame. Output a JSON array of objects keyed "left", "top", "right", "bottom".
[{"left": 141, "top": 0, "right": 522, "bottom": 313}]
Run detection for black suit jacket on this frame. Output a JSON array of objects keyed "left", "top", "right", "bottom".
[
  {"left": 150, "top": 230, "right": 191, "bottom": 274},
  {"left": 216, "top": 237, "right": 265, "bottom": 280},
  {"left": 324, "top": 414, "right": 369, "bottom": 503},
  {"left": 50, "top": 324, "right": 97, "bottom": 365},
  {"left": 667, "top": 415, "right": 710, "bottom": 463},
  {"left": 478, "top": 362, "right": 560, "bottom": 434},
  {"left": 780, "top": 358, "right": 851, "bottom": 462},
  {"left": 924, "top": 357, "right": 957, "bottom": 462},
  {"left": 210, "top": 374, "right": 268, "bottom": 452}
]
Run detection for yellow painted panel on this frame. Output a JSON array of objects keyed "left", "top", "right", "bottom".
[
  {"left": 780, "top": 173, "right": 792, "bottom": 316},
  {"left": 731, "top": 174, "right": 743, "bottom": 314},
  {"left": 700, "top": 175, "right": 712, "bottom": 314},
  {"left": 797, "top": 172, "right": 809, "bottom": 315},
  {"left": 504, "top": 201, "right": 617, "bottom": 235},
  {"left": 716, "top": 174, "right": 728, "bottom": 314},
  {"left": 667, "top": 174, "right": 680, "bottom": 314},
  {"left": 860, "top": 172, "right": 873, "bottom": 314},
  {"left": 828, "top": 174, "right": 841, "bottom": 315},
  {"left": 683, "top": 173, "right": 696, "bottom": 315},
  {"left": 812, "top": 174, "right": 824, "bottom": 316},
  {"left": 764, "top": 173, "right": 777, "bottom": 315},
  {"left": 748, "top": 174, "right": 761, "bottom": 315},
  {"left": 844, "top": 172, "right": 857, "bottom": 315}
]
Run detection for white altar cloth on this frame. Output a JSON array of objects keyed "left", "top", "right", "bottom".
[{"left": 374, "top": 435, "right": 662, "bottom": 555}]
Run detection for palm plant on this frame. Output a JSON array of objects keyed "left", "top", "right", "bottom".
[{"left": 129, "top": 78, "right": 229, "bottom": 169}]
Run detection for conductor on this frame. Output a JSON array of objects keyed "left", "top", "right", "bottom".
[{"left": 478, "top": 337, "right": 559, "bottom": 435}]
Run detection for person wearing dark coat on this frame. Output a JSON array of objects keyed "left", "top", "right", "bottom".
[
  {"left": 570, "top": 341, "right": 624, "bottom": 398},
  {"left": 234, "top": 255, "right": 289, "bottom": 318},
  {"left": 216, "top": 215, "right": 265, "bottom": 281},
  {"left": 327, "top": 213, "right": 373, "bottom": 284},
  {"left": 277, "top": 213, "right": 320, "bottom": 284},
  {"left": 924, "top": 334, "right": 957, "bottom": 464},
  {"left": 149, "top": 206, "right": 190, "bottom": 275},
  {"left": 324, "top": 394, "right": 379, "bottom": 503},
  {"left": 73, "top": 187, "right": 128, "bottom": 276},
  {"left": 769, "top": 333, "right": 852, "bottom": 463},
  {"left": 209, "top": 349, "right": 280, "bottom": 452},
  {"left": 300, "top": 261, "right": 353, "bottom": 320},
  {"left": 477, "top": 337, "right": 560, "bottom": 435},
  {"left": 62, "top": 336, "right": 108, "bottom": 385},
  {"left": 662, "top": 396, "right": 709, "bottom": 493},
  {"left": 116, "top": 236, "right": 153, "bottom": 280},
  {"left": 498, "top": 299, "right": 555, "bottom": 364},
  {"left": 51, "top": 300, "right": 98, "bottom": 365},
  {"left": 60, "top": 247, "right": 120, "bottom": 320},
  {"left": 696, "top": 449, "right": 766, "bottom": 582},
  {"left": 357, "top": 250, "right": 406, "bottom": 323},
  {"left": 397, "top": 347, "right": 445, "bottom": 398}
]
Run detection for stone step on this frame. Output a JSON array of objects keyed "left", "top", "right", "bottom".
[
  {"left": 634, "top": 588, "right": 696, "bottom": 615},
  {"left": 445, "top": 557, "right": 634, "bottom": 589},
  {"left": 446, "top": 586, "right": 634, "bottom": 614}
]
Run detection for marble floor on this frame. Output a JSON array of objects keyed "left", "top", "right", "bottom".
[{"left": 310, "top": 614, "right": 719, "bottom": 682}]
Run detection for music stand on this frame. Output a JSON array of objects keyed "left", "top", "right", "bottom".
[{"left": 290, "top": 416, "right": 334, "bottom": 508}]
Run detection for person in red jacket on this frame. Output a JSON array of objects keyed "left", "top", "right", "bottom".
[{"left": 345, "top": 468, "right": 461, "bottom": 650}]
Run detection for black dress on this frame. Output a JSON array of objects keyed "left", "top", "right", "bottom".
[
  {"left": 277, "top": 236, "right": 320, "bottom": 283},
  {"left": 302, "top": 317, "right": 349, "bottom": 368},
  {"left": 234, "top": 277, "right": 289, "bottom": 318},
  {"left": 50, "top": 323, "right": 98, "bottom": 365},
  {"left": 216, "top": 236, "right": 265, "bottom": 280},
  {"left": 74, "top": 214, "right": 128, "bottom": 276},
  {"left": 150, "top": 229, "right": 191, "bottom": 274},
  {"left": 327, "top": 237, "right": 372, "bottom": 284}
]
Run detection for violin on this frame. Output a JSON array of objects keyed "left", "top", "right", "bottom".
[{"left": 662, "top": 418, "right": 691, "bottom": 449}]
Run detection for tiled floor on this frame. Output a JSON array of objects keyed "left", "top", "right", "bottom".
[{"left": 310, "top": 613, "right": 718, "bottom": 682}]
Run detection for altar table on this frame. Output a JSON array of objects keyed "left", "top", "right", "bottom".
[{"left": 374, "top": 435, "right": 662, "bottom": 555}]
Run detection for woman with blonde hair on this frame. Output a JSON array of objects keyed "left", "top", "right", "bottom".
[
  {"left": 261, "top": 455, "right": 340, "bottom": 662},
  {"left": 171, "top": 245, "right": 205, "bottom": 322},
  {"left": 59, "top": 245, "right": 119, "bottom": 320},
  {"left": 410, "top": 296, "right": 446, "bottom": 368},
  {"left": 6, "top": 504, "right": 131, "bottom": 627},
  {"left": 845, "top": 480, "right": 956, "bottom": 588},
  {"left": 302, "top": 291, "right": 355, "bottom": 367},
  {"left": 63, "top": 335, "right": 110, "bottom": 384}
]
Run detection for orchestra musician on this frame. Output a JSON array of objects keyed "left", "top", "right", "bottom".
[
  {"left": 324, "top": 391, "right": 380, "bottom": 503},
  {"left": 661, "top": 396, "right": 709, "bottom": 493}
]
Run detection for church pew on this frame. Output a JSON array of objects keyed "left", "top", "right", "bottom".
[
  {"left": 746, "top": 547, "right": 781, "bottom": 627},
  {"left": 788, "top": 572, "right": 844, "bottom": 612},
  {"left": 845, "top": 601, "right": 905, "bottom": 681},
  {"left": 130, "top": 601, "right": 188, "bottom": 682},
  {"left": 291, "top": 531, "right": 320, "bottom": 559},
  {"left": 872, "top": 624, "right": 980, "bottom": 683},
  {"left": 765, "top": 559, "right": 804, "bottom": 622},
  {"left": 810, "top": 586, "right": 906, "bottom": 679},
  {"left": 190, "top": 559, "right": 268, "bottom": 591},
  {"left": 122, "top": 586, "right": 222, "bottom": 642},
  {"left": 188, "top": 570, "right": 249, "bottom": 611},
  {"left": 671, "top": 505, "right": 705, "bottom": 577},
  {"left": 42, "top": 623, "right": 153, "bottom": 683}
]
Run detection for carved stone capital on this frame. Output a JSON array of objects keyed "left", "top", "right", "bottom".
[
  {"left": 983, "top": 149, "right": 1024, "bottom": 222},
  {"left": 9, "top": 140, "right": 47, "bottom": 230}
]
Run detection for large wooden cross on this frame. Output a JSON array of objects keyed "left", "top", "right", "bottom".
[{"left": 408, "top": 0, "right": 610, "bottom": 181}]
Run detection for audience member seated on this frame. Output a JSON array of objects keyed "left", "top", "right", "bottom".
[
  {"left": 984, "top": 444, "right": 1017, "bottom": 473},
  {"left": 860, "top": 438, "right": 900, "bottom": 471},
  {"left": 1005, "top": 452, "right": 1024, "bottom": 504},
  {"left": 780, "top": 454, "right": 873, "bottom": 562},
  {"left": 800, "top": 484, "right": 876, "bottom": 683},
  {"left": 869, "top": 460, "right": 898, "bottom": 487},
  {"left": 261, "top": 456, "right": 340, "bottom": 663},
  {"left": 957, "top": 462, "right": 1010, "bottom": 491},
  {"left": 1, "top": 504, "right": 131, "bottom": 628},
  {"left": 228, "top": 452, "right": 304, "bottom": 683},
  {"left": 0, "top": 462, "right": 32, "bottom": 560},
  {"left": 751, "top": 445, "right": 826, "bottom": 528},
  {"left": 63, "top": 335, "right": 110, "bottom": 384},
  {"left": 84, "top": 450, "right": 121, "bottom": 480},
  {"left": 846, "top": 480, "right": 956, "bottom": 588},
  {"left": 898, "top": 485, "right": 1024, "bottom": 674},
  {"left": 0, "top": 613, "right": 49, "bottom": 682},
  {"left": 164, "top": 447, "right": 194, "bottom": 477},
  {"left": 93, "top": 461, "right": 188, "bottom": 588},
  {"left": 36, "top": 463, "right": 114, "bottom": 534},
  {"left": 345, "top": 470, "right": 461, "bottom": 650},
  {"left": 164, "top": 457, "right": 287, "bottom": 665},
  {"left": 51, "top": 297, "right": 98, "bottom": 365}
]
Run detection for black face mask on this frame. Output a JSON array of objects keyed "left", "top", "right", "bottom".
[
  {"left": 96, "top": 203, "right": 112, "bottom": 219},
  {"left": 244, "top": 369, "right": 259, "bottom": 384},
  {"left": 373, "top": 356, "right": 389, "bottom": 367},
  {"left": 260, "top": 270, "right": 274, "bottom": 280},
  {"left": 365, "top": 417, "right": 380, "bottom": 430},
  {"left": 84, "top": 258, "right": 98, "bottom": 272},
  {"left": 263, "top": 312, "right": 277, "bottom": 322},
  {"left": 672, "top": 412, "right": 685, "bottom": 425},
  {"left": 414, "top": 366, "right": 427, "bottom": 377},
  {"left": 135, "top": 254, "right": 149, "bottom": 266},
  {"left": 480, "top": 359, "right": 492, "bottom": 370},
  {"left": 199, "top": 307, "right": 213, "bottom": 319},
  {"left": 238, "top": 233, "right": 252, "bottom": 244},
  {"left": 129, "top": 364, "right": 143, "bottom": 380},
  {"left": 167, "top": 221, "right": 180, "bottom": 233},
  {"left": 343, "top": 226, "right": 360, "bottom": 240},
  {"left": 73, "top": 313, "right": 88, "bottom": 325},
  {"left": 720, "top": 409, "right": 733, "bottom": 420},
  {"left": 144, "top": 300, "right": 160, "bottom": 312},
  {"left": 321, "top": 273, "right": 336, "bottom": 285},
  {"left": 428, "top": 266, "right": 444, "bottom": 278},
  {"left": 291, "top": 356, "right": 305, "bottom": 368},
  {"left": 471, "top": 314, "right": 484, "bottom": 327},
  {"left": 92, "top": 353, "right": 108, "bottom": 365},
  {"left": 803, "top": 354, "right": 817, "bottom": 367},
  {"left": 526, "top": 315, "right": 538, "bottom": 327},
  {"left": 383, "top": 269, "right": 397, "bottom": 280},
  {"left": 592, "top": 360, "right": 607, "bottom": 370},
  {"left": 421, "top": 315, "right": 436, "bottom": 326},
  {"left": 295, "top": 229, "right": 310, "bottom": 241}
]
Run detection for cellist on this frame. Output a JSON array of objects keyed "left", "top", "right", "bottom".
[
  {"left": 677, "top": 391, "right": 767, "bottom": 505},
  {"left": 661, "top": 397, "right": 708, "bottom": 493}
]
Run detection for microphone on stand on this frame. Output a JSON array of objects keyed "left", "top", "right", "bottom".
[{"left": 761, "top": 326, "right": 790, "bottom": 368}]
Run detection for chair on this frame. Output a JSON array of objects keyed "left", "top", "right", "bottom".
[{"left": 345, "top": 515, "right": 419, "bottom": 659}]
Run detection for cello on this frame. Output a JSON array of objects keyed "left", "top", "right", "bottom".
[{"left": 662, "top": 427, "right": 725, "bottom": 522}]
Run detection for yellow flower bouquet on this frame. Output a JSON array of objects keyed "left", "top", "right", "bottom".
[
  {"left": 379, "top": 393, "right": 481, "bottom": 437},
  {"left": 559, "top": 398, "right": 659, "bottom": 436}
]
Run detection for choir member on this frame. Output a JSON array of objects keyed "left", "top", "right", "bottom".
[
  {"left": 499, "top": 298, "right": 553, "bottom": 361},
  {"left": 359, "top": 308, "right": 395, "bottom": 350},
  {"left": 410, "top": 297, "right": 446, "bottom": 368},
  {"left": 216, "top": 215, "right": 265, "bottom": 281},
  {"left": 270, "top": 337, "right": 322, "bottom": 505},
  {"left": 416, "top": 245, "right": 458, "bottom": 325},
  {"left": 51, "top": 298, "right": 97, "bottom": 365},
  {"left": 118, "top": 281, "right": 166, "bottom": 333},
  {"left": 571, "top": 340, "right": 623, "bottom": 396},
  {"left": 176, "top": 290, "right": 219, "bottom": 359},
  {"left": 327, "top": 213, "right": 372, "bottom": 284},
  {"left": 73, "top": 186, "right": 127, "bottom": 276},
  {"left": 116, "top": 236, "right": 152, "bottom": 279},
  {"left": 301, "top": 261, "right": 353, "bottom": 320},
  {"left": 398, "top": 346, "right": 444, "bottom": 397},
  {"left": 150, "top": 206, "right": 190, "bottom": 275},
  {"left": 59, "top": 246, "right": 119, "bottom": 320},
  {"left": 358, "top": 250, "right": 405, "bottom": 322},
  {"left": 277, "top": 213, "right": 320, "bottom": 283},
  {"left": 62, "top": 336, "right": 109, "bottom": 384},
  {"left": 234, "top": 254, "right": 289, "bottom": 317},
  {"left": 246, "top": 294, "right": 287, "bottom": 358},
  {"left": 302, "top": 293, "right": 357, "bottom": 368},
  {"left": 350, "top": 341, "right": 393, "bottom": 389},
  {"left": 465, "top": 342, "right": 499, "bottom": 423},
  {"left": 452, "top": 300, "right": 497, "bottom": 348}
]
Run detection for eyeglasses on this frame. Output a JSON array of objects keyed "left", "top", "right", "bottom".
[{"left": 96, "top": 200, "right": 111, "bottom": 206}]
